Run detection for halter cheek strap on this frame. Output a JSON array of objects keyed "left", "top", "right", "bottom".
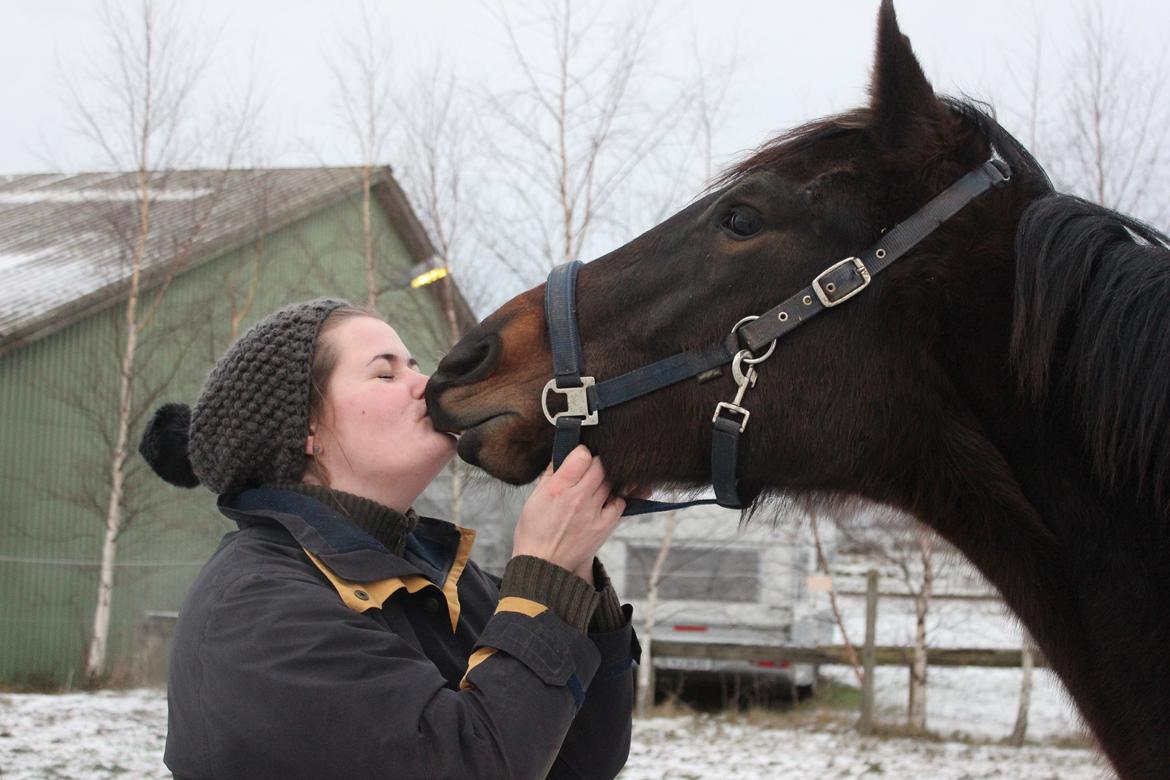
[
  {"left": 544, "top": 261, "right": 591, "bottom": 471},
  {"left": 542, "top": 156, "right": 1011, "bottom": 517}
]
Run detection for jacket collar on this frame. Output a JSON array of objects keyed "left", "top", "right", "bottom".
[{"left": 219, "top": 487, "right": 436, "bottom": 583}]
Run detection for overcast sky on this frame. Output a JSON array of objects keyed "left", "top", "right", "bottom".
[{"left": 4, "top": 0, "right": 1168, "bottom": 177}]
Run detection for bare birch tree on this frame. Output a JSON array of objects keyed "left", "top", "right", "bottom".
[
  {"left": 1007, "top": 0, "right": 1169, "bottom": 226},
  {"left": 634, "top": 508, "right": 678, "bottom": 716},
  {"left": 475, "top": 0, "right": 697, "bottom": 287},
  {"left": 389, "top": 64, "right": 487, "bottom": 525},
  {"left": 65, "top": 0, "right": 249, "bottom": 682},
  {"left": 1010, "top": 630, "right": 1039, "bottom": 745},
  {"left": 833, "top": 513, "right": 942, "bottom": 732},
  {"left": 810, "top": 510, "right": 862, "bottom": 686},
  {"left": 329, "top": 1, "right": 396, "bottom": 308},
  {"left": 906, "top": 528, "right": 934, "bottom": 732},
  {"left": 1061, "top": 2, "right": 1169, "bottom": 224}
]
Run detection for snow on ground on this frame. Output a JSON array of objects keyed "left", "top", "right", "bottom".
[
  {"left": 0, "top": 689, "right": 168, "bottom": 779},
  {"left": 0, "top": 687, "right": 1111, "bottom": 780},
  {"left": 820, "top": 665, "right": 1086, "bottom": 742},
  {"left": 622, "top": 715, "right": 1110, "bottom": 780}
]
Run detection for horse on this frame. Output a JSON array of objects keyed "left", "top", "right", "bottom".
[{"left": 425, "top": 3, "right": 1170, "bottom": 777}]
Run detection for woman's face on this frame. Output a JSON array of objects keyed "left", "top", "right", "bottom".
[{"left": 308, "top": 316, "right": 456, "bottom": 510}]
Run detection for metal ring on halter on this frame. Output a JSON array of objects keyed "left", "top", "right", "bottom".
[
  {"left": 730, "top": 350, "right": 757, "bottom": 388},
  {"left": 729, "top": 316, "right": 777, "bottom": 364}
]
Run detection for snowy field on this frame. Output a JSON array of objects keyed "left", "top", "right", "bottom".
[
  {"left": 820, "top": 664, "right": 1086, "bottom": 742},
  {"left": 0, "top": 689, "right": 167, "bottom": 779},
  {"left": 0, "top": 686, "right": 1111, "bottom": 779},
  {"left": 622, "top": 716, "right": 1110, "bottom": 780}
]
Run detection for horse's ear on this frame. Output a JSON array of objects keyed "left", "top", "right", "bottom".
[{"left": 869, "top": 0, "right": 942, "bottom": 150}]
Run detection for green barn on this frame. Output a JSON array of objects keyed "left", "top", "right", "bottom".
[{"left": 0, "top": 167, "right": 489, "bottom": 687}]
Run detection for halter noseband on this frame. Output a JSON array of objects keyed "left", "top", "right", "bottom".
[{"left": 543, "top": 156, "right": 1011, "bottom": 516}]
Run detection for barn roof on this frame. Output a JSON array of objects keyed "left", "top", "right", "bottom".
[{"left": 0, "top": 167, "right": 472, "bottom": 354}]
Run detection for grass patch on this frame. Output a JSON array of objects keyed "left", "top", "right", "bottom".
[
  {"left": 0, "top": 671, "right": 68, "bottom": 694},
  {"left": 813, "top": 676, "right": 862, "bottom": 710}
]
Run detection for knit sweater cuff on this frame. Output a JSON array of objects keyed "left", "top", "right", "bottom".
[
  {"left": 589, "top": 559, "right": 626, "bottom": 633},
  {"left": 500, "top": 556, "right": 599, "bottom": 633}
]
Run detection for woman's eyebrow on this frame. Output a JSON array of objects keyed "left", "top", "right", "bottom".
[{"left": 367, "top": 353, "right": 418, "bottom": 368}]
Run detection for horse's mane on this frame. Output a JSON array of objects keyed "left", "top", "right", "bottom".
[
  {"left": 1012, "top": 194, "right": 1170, "bottom": 513},
  {"left": 933, "top": 101, "right": 1170, "bottom": 516}
]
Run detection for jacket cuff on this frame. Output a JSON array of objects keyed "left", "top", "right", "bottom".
[
  {"left": 501, "top": 555, "right": 598, "bottom": 632},
  {"left": 589, "top": 559, "right": 627, "bottom": 633}
]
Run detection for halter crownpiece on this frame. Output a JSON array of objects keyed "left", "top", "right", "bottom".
[{"left": 542, "top": 156, "right": 1011, "bottom": 517}]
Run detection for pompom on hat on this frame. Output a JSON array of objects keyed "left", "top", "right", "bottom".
[{"left": 138, "top": 298, "right": 349, "bottom": 494}]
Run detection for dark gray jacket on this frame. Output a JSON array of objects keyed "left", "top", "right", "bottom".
[{"left": 164, "top": 488, "right": 638, "bottom": 779}]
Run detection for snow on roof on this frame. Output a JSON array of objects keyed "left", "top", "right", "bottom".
[{"left": 0, "top": 168, "right": 406, "bottom": 353}]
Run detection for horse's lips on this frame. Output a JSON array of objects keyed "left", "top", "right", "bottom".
[
  {"left": 430, "top": 408, "right": 513, "bottom": 434},
  {"left": 450, "top": 413, "right": 514, "bottom": 467}
]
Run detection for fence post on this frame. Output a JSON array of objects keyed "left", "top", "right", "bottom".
[{"left": 859, "top": 568, "right": 878, "bottom": 734}]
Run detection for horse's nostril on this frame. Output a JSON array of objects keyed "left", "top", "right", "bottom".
[{"left": 435, "top": 333, "right": 500, "bottom": 385}]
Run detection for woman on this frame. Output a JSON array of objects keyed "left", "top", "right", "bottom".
[{"left": 139, "top": 299, "right": 638, "bottom": 780}]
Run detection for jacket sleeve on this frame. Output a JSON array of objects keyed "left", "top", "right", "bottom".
[
  {"left": 192, "top": 566, "right": 603, "bottom": 780},
  {"left": 546, "top": 562, "right": 639, "bottom": 779},
  {"left": 547, "top": 608, "right": 638, "bottom": 779}
]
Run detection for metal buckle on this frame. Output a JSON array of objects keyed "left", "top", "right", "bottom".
[
  {"left": 541, "top": 377, "right": 598, "bottom": 426},
  {"left": 712, "top": 402, "right": 750, "bottom": 432},
  {"left": 712, "top": 359, "right": 756, "bottom": 433},
  {"left": 812, "top": 256, "right": 871, "bottom": 307}
]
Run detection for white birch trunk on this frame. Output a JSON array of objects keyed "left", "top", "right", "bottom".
[
  {"left": 362, "top": 167, "right": 376, "bottom": 308},
  {"left": 811, "top": 513, "right": 863, "bottom": 686},
  {"left": 1010, "top": 632, "right": 1037, "bottom": 745},
  {"left": 907, "top": 529, "right": 933, "bottom": 731},
  {"left": 86, "top": 169, "right": 149, "bottom": 680},
  {"left": 635, "top": 510, "right": 677, "bottom": 717}
]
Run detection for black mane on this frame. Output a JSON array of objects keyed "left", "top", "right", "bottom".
[{"left": 1012, "top": 194, "right": 1170, "bottom": 514}]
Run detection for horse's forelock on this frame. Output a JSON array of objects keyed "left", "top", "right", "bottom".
[{"left": 711, "top": 109, "right": 872, "bottom": 192}]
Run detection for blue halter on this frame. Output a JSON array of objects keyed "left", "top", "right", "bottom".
[{"left": 541, "top": 157, "right": 1011, "bottom": 516}]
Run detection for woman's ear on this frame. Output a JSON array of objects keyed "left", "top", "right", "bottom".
[{"left": 305, "top": 424, "right": 317, "bottom": 456}]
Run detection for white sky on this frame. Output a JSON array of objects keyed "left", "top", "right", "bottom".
[{"left": 4, "top": 0, "right": 1168, "bottom": 176}]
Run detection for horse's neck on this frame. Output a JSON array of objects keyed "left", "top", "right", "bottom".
[{"left": 912, "top": 400, "right": 1169, "bottom": 779}]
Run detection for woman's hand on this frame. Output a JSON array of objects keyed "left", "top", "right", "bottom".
[{"left": 512, "top": 446, "right": 626, "bottom": 586}]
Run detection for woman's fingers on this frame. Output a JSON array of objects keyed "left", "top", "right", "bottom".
[
  {"left": 577, "top": 453, "right": 607, "bottom": 497},
  {"left": 601, "top": 492, "right": 627, "bottom": 524},
  {"left": 552, "top": 445, "right": 593, "bottom": 485}
]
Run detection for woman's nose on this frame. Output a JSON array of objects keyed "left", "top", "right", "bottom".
[{"left": 409, "top": 368, "right": 429, "bottom": 398}]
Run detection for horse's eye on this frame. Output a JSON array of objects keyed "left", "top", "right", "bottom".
[{"left": 720, "top": 208, "right": 763, "bottom": 239}]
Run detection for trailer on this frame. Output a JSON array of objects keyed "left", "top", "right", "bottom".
[{"left": 598, "top": 503, "right": 834, "bottom": 699}]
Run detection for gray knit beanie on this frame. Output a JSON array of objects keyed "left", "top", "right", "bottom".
[{"left": 138, "top": 298, "right": 350, "bottom": 494}]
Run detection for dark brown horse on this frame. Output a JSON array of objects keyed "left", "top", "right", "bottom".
[{"left": 426, "top": 3, "right": 1170, "bottom": 776}]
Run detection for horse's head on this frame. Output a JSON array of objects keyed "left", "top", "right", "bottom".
[{"left": 426, "top": 2, "right": 1041, "bottom": 493}]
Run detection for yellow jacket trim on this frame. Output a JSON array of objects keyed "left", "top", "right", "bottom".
[
  {"left": 495, "top": 596, "right": 548, "bottom": 618},
  {"left": 303, "top": 550, "right": 431, "bottom": 613},
  {"left": 458, "top": 596, "right": 550, "bottom": 689},
  {"left": 442, "top": 527, "right": 476, "bottom": 633},
  {"left": 459, "top": 646, "right": 497, "bottom": 690}
]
